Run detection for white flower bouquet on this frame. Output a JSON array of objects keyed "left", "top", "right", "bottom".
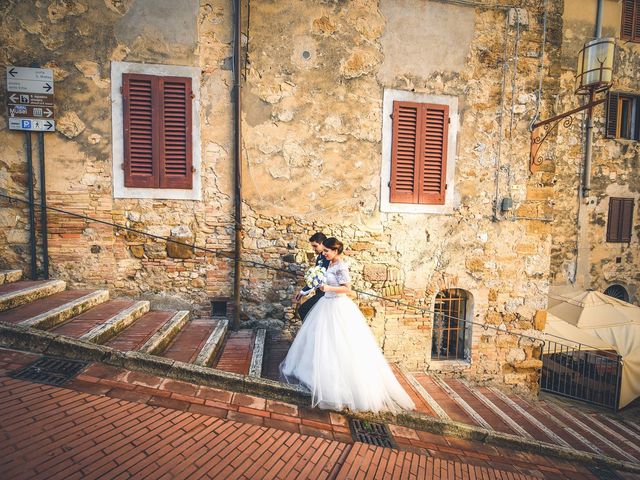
[{"left": 301, "top": 265, "right": 327, "bottom": 295}]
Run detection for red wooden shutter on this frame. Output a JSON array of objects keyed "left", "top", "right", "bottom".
[
  {"left": 159, "top": 77, "right": 193, "bottom": 189},
  {"left": 607, "top": 197, "right": 635, "bottom": 242},
  {"left": 123, "top": 74, "right": 157, "bottom": 188},
  {"left": 419, "top": 104, "right": 448, "bottom": 205},
  {"left": 622, "top": 0, "right": 640, "bottom": 41},
  {"left": 635, "top": 0, "right": 640, "bottom": 41},
  {"left": 622, "top": 0, "right": 634, "bottom": 39},
  {"left": 606, "top": 92, "right": 620, "bottom": 139},
  {"left": 390, "top": 101, "right": 420, "bottom": 203},
  {"left": 390, "top": 101, "right": 448, "bottom": 205}
]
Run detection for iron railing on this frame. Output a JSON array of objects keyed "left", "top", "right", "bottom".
[{"left": 540, "top": 334, "right": 622, "bottom": 410}]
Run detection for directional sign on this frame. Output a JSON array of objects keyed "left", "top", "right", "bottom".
[
  {"left": 8, "top": 105, "right": 54, "bottom": 118},
  {"left": 6, "top": 66, "right": 55, "bottom": 132},
  {"left": 8, "top": 93, "right": 54, "bottom": 106},
  {"left": 8, "top": 118, "right": 55, "bottom": 132}
]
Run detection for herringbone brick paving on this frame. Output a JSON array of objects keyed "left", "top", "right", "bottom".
[{"left": 0, "top": 348, "right": 631, "bottom": 479}]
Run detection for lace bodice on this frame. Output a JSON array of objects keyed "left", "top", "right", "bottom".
[{"left": 324, "top": 261, "right": 350, "bottom": 298}]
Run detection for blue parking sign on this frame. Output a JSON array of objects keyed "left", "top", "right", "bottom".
[{"left": 21, "top": 120, "right": 31, "bottom": 128}]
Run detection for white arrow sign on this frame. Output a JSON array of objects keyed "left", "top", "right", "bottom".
[
  {"left": 6, "top": 66, "right": 53, "bottom": 82},
  {"left": 8, "top": 117, "right": 56, "bottom": 132},
  {"left": 7, "top": 78, "right": 54, "bottom": 94}
]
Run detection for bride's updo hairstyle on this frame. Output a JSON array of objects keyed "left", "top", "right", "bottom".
[{"left": 322, "top": 237, "right": 344, "bottom": 254}]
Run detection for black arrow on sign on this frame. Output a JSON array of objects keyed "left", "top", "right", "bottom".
[
  {"left": 43, "top": 83, "right": 52, "bottom": 92},
  {"left": 8, "top": 67, "right": 17, "bottom": 77},
  {"left": 44, "top": 121, "right": 53, "bottom": 130}
]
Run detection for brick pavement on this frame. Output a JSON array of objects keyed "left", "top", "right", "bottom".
[{"left": 0, "top": 348, "right": 636, "bottom": 479}]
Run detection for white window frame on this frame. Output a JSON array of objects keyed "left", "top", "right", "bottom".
[
  {"left": 380, "top": 89, "right": 459, "bottom": 214},
  {"left": 111, "top": 61, "right": 201, "bottom": 200}
]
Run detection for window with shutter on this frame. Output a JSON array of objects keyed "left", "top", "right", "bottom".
[
  {"left": 607, "top": 197, "right": 635, "bottom": 243},
  {"left": 605, "top": 92, "right": 640, "bottom": 140},
  {"left": 390, "top": 101, "right": 448, "bottom": 205},
  {"left": 122, "top": 73, "right": 193, "bottom": 190},
  {"left": 621, "top": 0, "right": 640, "bottom": 42}
]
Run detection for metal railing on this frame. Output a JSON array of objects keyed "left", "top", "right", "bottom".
[
  {"left": 540, "top": 334, "right": 622, "bottom": 410},
  {"left": 0, "top": 191, "right": 624, "bottom": 409}
]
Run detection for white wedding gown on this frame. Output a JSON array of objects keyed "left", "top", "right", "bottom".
[{"left": 281, "top": 261, "right": 415, "bottom": 413}]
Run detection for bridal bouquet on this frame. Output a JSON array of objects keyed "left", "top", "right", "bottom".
[{"left": 301, "top": 265, "right": 327, "bottom": 295}]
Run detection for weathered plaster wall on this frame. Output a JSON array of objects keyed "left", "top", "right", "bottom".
[
  {"left": 0, "top": 0, "right": 236, "bottom": 313},
  {"left": 550, "top": 0, "right": 640, "bottom": 303},
  {"left": 242, "top": 0, "right": 563, "bottom": 387},
  {"left": 0, "top": 0, "right": 564, "bottom": 391}
]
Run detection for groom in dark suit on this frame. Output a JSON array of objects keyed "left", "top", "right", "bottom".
[{"left": 296, "top": 232, "right": 330, "bottom": 321}]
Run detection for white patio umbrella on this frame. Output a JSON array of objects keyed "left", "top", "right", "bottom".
[{"left": 546, "top": 288, "right": 640, "bottom": 408}]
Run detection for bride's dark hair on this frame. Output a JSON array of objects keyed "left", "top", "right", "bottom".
[{"left": 322, "top": 237, "right": 344, "bottom": 254}]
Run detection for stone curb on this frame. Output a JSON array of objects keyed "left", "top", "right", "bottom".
[
  {"left": 139, "top": 310, "right": 190, "bottom": 355},
  {"left": 194, "top": 319, "right": 228, "bottom": 367},
  {"left": 0, "top": 280, "right": 66, "bottom": 312},
  {"left": 1, "top": 321, "right": 639, "bottom": 474},
  {"left": 21, "top": 289, "right": 110, "bottom": 329},
  {"left": 80, "top": 300, "right": 150, "bottom": 344}
]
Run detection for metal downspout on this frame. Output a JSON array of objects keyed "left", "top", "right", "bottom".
[
  {"left": 583, "top": 0, "right": 603, "bottom": 196},
  {"left": 232, "top": 0, "right": 243, "bottom": 330}
]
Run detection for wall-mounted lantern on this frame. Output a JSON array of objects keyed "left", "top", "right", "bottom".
[
  {"left": 529, "top": 38, "right": 615, "bottom": 174},
  {"left": 575, "top": 38, "right": 615, "bottom": 94}
]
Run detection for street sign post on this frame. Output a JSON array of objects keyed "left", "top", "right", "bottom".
[{"left": 6, "top": 66, "right": 55, "bottom": 132}]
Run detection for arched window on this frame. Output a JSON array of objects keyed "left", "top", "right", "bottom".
[
  {"left": 431, "top": 289, "right": 471, "bottom": 361},
  {"left": 604, "top": 284, "right": 630, "bottom": 302}
]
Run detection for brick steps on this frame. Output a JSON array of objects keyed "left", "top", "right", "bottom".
[
  {"left": 262, "top": 331, "right": 292, "bottom": 381},
  {"left": 78, "top": 300, "right": 150, "bottom": 343},
  {"left": 0, "top": 280, "right": 66, "bottom": 312},
  {"left": 214, "top": 329, "right": 256, "bottom": 375},
  {"left": 0, "top": 270, "right": 22, "bottom": 285},
  {"left": 106, "top": 311, "right": 178, "bottom": 352},
  {"left": 397, "top": 368, "right": 640, "bottom": 465},
  {"left": 158, "top": 319, "right": 219, "bottom": 363}
]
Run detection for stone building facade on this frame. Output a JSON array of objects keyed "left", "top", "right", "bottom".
[
  {"left": 0, "top": 0, "right": 573, "bottom": 390},
  {"left": 548, "top": 0, "right": 640, "bottom": 305}
]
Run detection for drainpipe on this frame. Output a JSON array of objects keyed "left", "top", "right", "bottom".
[
  {"left": 577, "top": 0, "right": 604, "bottom": 288},
  {"left": 582, "top": 0, "right": 603, "bottom": 196},
  {"left": 232, "top": 0, "right": 243, "bottom": 330}
]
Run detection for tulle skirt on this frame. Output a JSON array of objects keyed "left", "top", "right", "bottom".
[{"left": 280, "top": 294, "right": 415, "bottom": 413}]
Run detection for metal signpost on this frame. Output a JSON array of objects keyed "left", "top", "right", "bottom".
[{"left": 6, "top": 66, "right": 54, "bottom": 279}]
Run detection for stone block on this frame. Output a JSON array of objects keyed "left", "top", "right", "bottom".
[
  {"left": 363, "top": 264, "right": 387, "bottom": 281},
  {"left": 130, "top": 245, "right": 145, "bottom": 258},
  {"left": 513, "top": 358, "right": 543, "bottom": 370},
  {"left": 167, "top": 236, "right": 194, "bottom": 259},
  {"left": 525, "top": 187, "right": 554, "bottom": 201},
  {"left": 533, "top": 310, "right": 547, "bottom": 331}
]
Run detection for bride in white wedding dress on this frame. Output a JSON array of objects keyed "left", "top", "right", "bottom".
[{"left": 281, "top": 237, "right": 415, "bottom": 413}]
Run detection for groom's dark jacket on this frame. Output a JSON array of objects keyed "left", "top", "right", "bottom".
[{"left": 297, "top": 254, "right": 330, "bottom": 321}]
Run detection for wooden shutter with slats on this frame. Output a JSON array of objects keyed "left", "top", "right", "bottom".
[
  {"left": 607, "top": 197, "right": 635, "bottom": 243},
  {"left": 390, "top": 101, "right": 448, "bottom": 205},
  {"left": 622, "top": 0, "right": 640, "bottom": 41},
  {"left": 390, "top": 102, "right": 420, "bottom": 203},
  {"left": 122, "top": 73, "right": 193, "bottom": 190},
  {"left": 123, "top": 74, "right": 157, "bottom": 188},
  {"left": 160, "top": 77, "right": 192, "bottom": 189},
  {"left": 420, "top": 104, "right": 448, "bottom": 204},
  {"left": 606, "top": 92, "right": 620, "bottom": 139}
]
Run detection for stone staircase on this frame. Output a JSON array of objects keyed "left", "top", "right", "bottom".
[
  {"left": 2, "top": 269, "right": 640, "bottom": 473},
  {"left": 0, "top": 270, "right": 266, "bottom": 378},
  {"left": 394, "top": 367, "right": 640, "bottom": 467}
]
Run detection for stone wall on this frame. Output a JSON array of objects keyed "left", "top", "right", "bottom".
[
  {"left": 549, "top": 0, "right": 640, "bottom": 304},
  {"left": 0, "top": 0, "right": 564, "bottom": 390}
]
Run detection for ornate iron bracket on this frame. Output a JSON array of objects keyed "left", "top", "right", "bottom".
[{"left": 529, "top": 97, "right": 605, "bottom": 174}]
